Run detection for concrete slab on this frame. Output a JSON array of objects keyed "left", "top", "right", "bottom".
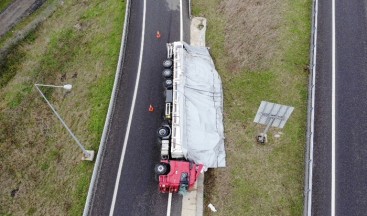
[
  {"left": 181, "top": 173, "right": 204, "bottom": 216},
  {"left": 190, "top": 17, "right": 207, "bottom": 47}
]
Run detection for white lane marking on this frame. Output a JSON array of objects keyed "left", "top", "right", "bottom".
[
  {"left": 331, "top": 0, "right": 336, "bottom": 214},
  {"left": 180, "top": 0, "right": 183, "bottom": 42},
  {"left": 166, "top": 192, "right": 172, "bottom": 216},
  {"left": 108, "top": 0, "right": 147, "bottom": 215}
]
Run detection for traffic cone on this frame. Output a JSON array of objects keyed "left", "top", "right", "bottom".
[
  {"left": 156, "top": 31, "right": 161, "bottom": 39},
  {"left": 149, "top": 104, "right": 154, "bottom": 112}
]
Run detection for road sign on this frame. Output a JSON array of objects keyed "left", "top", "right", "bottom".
[{"left": 254, "top": 101, "right": 294, "bottom": 143}]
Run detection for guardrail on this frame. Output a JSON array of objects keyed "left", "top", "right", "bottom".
[
  {"left": 82, "top": 0, "right": 132, "bottom": 215},
  {"left": 304, "top": 0, "right": 318, "bottom": 215}
]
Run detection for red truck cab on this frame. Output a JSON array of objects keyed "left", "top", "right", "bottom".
[{"left": 157, "top": 160, "right": 203, "bottom": 193}]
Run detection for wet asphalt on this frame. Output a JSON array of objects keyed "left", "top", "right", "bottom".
[{"left": 89, "top": 0, "right": 191, "bottom": 215}]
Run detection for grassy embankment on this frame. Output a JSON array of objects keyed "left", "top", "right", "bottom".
[
  {"left": 193, "top": 0, "right": 311, "bottom": 215},
  {"left": 0, "top": 0, "right": 12, "bottom": 12},
  {"left": 0, "top": 0, "right": 124, "bottom": 215}
]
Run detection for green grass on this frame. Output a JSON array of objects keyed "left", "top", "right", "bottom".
[
  {"left": 0, "top": 0, "right": 12, "bottom": 13},
  {"left": 0, "top": 46, "right": 25, "bottom": 87},
  {"left": 193, "top": 0, "right": 311, "bottom": 215},
  {"left": 0, "top": 0, "right": 125, "bottom": 215}
]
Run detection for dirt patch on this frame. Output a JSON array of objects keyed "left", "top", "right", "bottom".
[
  {"left": 0, "top": 0, "right": 46, "bottom": 37},
  {"left": 220, "top": 0, "right": 285, "bottom": 72}
]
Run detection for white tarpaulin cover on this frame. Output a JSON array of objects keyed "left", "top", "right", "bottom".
[{"left": 176, "top": 42, "right": 226, "bottom": 168}]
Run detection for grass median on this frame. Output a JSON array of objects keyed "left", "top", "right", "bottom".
[
  {"left": 0, "top": 0, "right": 125, "bottom": 215},
  {"left": 192, "top": 0, "right": 311, "bottom": 215}
]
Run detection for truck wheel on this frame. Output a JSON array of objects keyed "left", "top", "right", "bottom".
[
  {"left": 155, "top": 163, "right": 170, "bottom": 175},
  {"left": 162, "top": 69, "right": 172, "bottom": 78},
  {"left": 163, "top": 59, "right": 173, "bottom": 68},
  {"left": 157, "top": 126, "right": 170, "bottom": 138},
  {"left": 164, "top": 79, "right": 173, "bottom": 89}
]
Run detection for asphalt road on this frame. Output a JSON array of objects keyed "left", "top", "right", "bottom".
[
  {"left": 335, "top": 0, "right": 367, "bottom": 215},
  {"left": 89, "top": 0, "right": 191, "bottom": 215},
  {"left": 312, "top": 0, "right": 367, "bottom": 215},
  {"left": 312, "top": 0, "right": 332, "bottom": 214}
]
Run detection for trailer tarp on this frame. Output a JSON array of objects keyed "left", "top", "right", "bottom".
[{"left": 177, "top": 42, "right": 226, "bottom": 168}]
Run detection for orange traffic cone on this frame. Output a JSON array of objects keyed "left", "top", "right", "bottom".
[
  {"left": 156, "top": 31, "right": 161, "bottom": 39},
  {"left": 149, "top": 104, "right": 154, "bottom": 112}
]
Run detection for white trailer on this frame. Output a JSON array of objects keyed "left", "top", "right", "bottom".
[{"left": 164, "top": 41, "right": 226, "bottom": 168}]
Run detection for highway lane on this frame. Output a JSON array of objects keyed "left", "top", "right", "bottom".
[
  {"left": 312, "top": 0, "right": 332, "bottom": 215},
  {"left": 335, "top": 0, "right": 367, "bottom": 215},
  {"left": 89, "top": 0, "right": 144, "bottom": 214},
  {"left": 111, "top": 0, "right": 181, "bottom": 215},
  {"left": 89, "top": 0, "right": 191, "bottom": 215},
  {"left": 312, "top": 0, "right": 367, "bottom": 215}
]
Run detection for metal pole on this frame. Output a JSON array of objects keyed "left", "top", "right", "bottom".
[
  {"left": 263, "top": 117, "right": 275, "bottom": 135},
  {"left": 34, "top": 84, "right": 90, "bottom": 158},
  {"left": 35, "top": 84, "right": 65, "bottom": 88}
]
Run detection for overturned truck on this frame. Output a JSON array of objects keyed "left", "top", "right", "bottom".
[{"left": 154, "top": 42, "right": 226, "bottom": 193}]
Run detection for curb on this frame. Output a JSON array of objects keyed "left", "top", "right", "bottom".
[
  {"left": 196, "top": 173, "right": 204, "bottom": 216},
  {"left": 82, "top": 0, "right": 131, "bottom": 215},
  {"left": 181, "top": 173, "right": 204, "bottom": 216}
]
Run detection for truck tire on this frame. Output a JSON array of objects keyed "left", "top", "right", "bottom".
[
  {"left": 163, "top": 59, "right": 173, "bottom": 68},
  {"left": 164, "top": 79, "right": 173, "bottom": 89},
  {"left": 157, "top": 126, "right": 170, "bottom": 138},
  {"left": 155, "top": 163, "right": 170, "bottom": 175},
  {"left": 162, "top": 69, "right": 172, "bottom": 78}
]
